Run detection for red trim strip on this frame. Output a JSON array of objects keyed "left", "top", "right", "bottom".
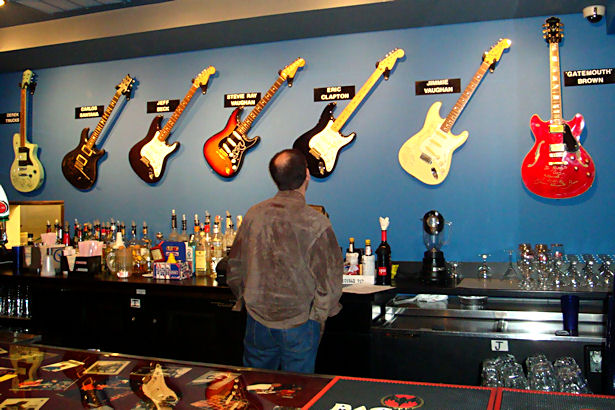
[
  {"left": 302, "top": 376, "right": 341, "bottom": 409},
  {"left": 493, "top": 387, "right": 504, "bottom": 410}
]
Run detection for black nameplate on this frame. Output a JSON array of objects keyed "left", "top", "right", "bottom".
[
  {"left": 224, "top": 92, "right": 261, "bottom": 108},
  {"left": 147, "top": 99, "right": 180, "bottom": 113},
  {"left": 75, "top": 105, "right": 105, "bottom": 119},
  {"left": 0, "top": 112, "right": 20, "bottom": 124},
  {"left": 564, "top": 68, "right": 615, "bottom": 86},
  {"left": 415, "top": 78, "right": 461, "bottom": 95},
  {"left": 313, "top": 85, "right": 355, "bottom": 102}
]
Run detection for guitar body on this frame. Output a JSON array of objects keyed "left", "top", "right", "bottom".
[
  {"left": 61, "top": 128, "right": 105, "bottom": 190},
  {"left": 129, "top": 116, "right": 180, "bottom": 184},
  {"left": 398, "top": 102, "right": 469, "bottom": 185},
  {"left": 293, "top": 103, "right": 356, "bottom": 178},
  {"left": 203, "top": 108, "right": 260, "bottom": 178},
  {"left": 521, "top": 113, "right": 594, "bottom": 198},
  {"left": 10, "top": 133, "right": 45, "bottom": 192}
]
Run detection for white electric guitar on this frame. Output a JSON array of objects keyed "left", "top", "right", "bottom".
[
  {"left": 398, "top": 39, "right": 511, "bottom": 185},
  {"left": 129, "top": 66, "right": 216, "bottom": 183},
  {"left": 10, "top": 70, "right": 45, "bottom": 192},
  {"left": 293, "top": 49, "right": 405, "bottom": 178}
]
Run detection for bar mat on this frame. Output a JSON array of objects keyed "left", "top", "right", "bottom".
[
  {"left": 497, "top": 388, "right": 615, "bottom": 410},
  {"left": 304, "top": 376, "right": 495, "bottom": 409}
]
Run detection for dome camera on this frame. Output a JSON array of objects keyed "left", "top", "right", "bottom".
[{"left": 583, "top": 5, "right": 605, "bottom": 23}]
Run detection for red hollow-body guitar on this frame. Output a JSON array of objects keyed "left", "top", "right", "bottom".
[{"left": 521, "top": 17, "right": 595, "bottom": 198}]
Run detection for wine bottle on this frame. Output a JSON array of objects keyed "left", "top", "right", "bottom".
[
  {"left": 345, "top": 237, "right": 360, "bottom": 275},
  {"left": 375, "top": 217, "right": 391, "bottom": 285},
  {"left": 362, "top": 239, "right": 376, "bottom": 277}
]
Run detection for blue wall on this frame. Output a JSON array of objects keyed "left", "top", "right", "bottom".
[{"left": 1, "top": 15, "right": 614, "bottom": 261}]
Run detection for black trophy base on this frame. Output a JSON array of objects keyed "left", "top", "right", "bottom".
[{"left": 422, "top": 249, "right": 447, "bottom": 284}]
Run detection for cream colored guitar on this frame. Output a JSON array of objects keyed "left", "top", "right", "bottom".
[
  {"left": 398, "top": 39, "right": 511, "bottom": 185},
  {"left": 10, "top": 70, "right": 45, "bottom": 192}
]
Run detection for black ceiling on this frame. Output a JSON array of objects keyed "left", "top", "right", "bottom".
[{"left": 0, "top": 0, "right": 612, "bottom": 73}]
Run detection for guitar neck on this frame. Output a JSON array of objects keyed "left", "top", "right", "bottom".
[
  {"left": 19, "top": 87, "right": 28, "bottom": 147},
  {"left": 86, "top": 90, "right": 123, "bottom": 149},
  {"left": 332, "top": 68, "right": 383, "bottom": 132},
  {"left": 159, "top": 83, "right": 199, "bottom": 141},
  {"left": 549, "top": 42, "right": 563, "bottom": 124},
  {"left": 236, "top": 75, "right": 286, "bottom": 135},
  {"left": 440, "top": 60, "right": 491, "bottom": 133}
]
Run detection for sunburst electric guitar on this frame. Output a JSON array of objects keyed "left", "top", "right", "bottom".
[
  {"left": 521, "top": 17, "right": 595, "bottom": 198},
  {"left": 10, "top": 70, "right": 45, "bottom": 192},
  {"left": 130, "top": 66, "right": 216, "bottom": 183},
  {"left": 204, "top": 58, "right": 305, "bottom": 178},
  {"left": 62, "top": 75, "right": 134, "bottom": 190},
  {"left": 293, "top": 49, "right": 404, "bottom": 178},
  {"left": 398, "top": 39, "right": 511, "bottom": 185}
]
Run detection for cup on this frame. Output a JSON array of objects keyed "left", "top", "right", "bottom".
[
  {"left": 561, "top": 295, "right": 580, "bottom": 336},
  {"left": 12, "top": 246, "right": 24, "bottom": 274}
]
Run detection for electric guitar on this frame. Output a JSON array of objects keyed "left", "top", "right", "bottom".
[
  {"left": 293, "top": 49, "right": 404, "bottom": 178},
  {"left": 521, "top": 17, "right": 595, "bottom": 198},
  {"left": 203, "top": 58, "right": 305, "bottom": 178},
  {"left": 398, "top": 39, "right": 511, "bottom": 185},
  {"left": 130, "top": 66, "right": 216, "bottom": 183},
  {"left": 10, "top": 70, "right": 45, "bottom": 192},
  {"left": 62, "top": 75, "right": 134, "bottom": 190}
]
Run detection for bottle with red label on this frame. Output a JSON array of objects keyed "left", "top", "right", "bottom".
[{"left": 375, "top": 216, "right": 391, "bottom": 285}]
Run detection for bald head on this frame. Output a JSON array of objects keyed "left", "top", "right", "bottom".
[{"left": 269, "top": 149, "right": 308, "bottom": 191}]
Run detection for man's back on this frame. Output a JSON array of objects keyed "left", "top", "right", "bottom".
[{"left": 228, "top": 189, "right": 342, "bottom": 329}]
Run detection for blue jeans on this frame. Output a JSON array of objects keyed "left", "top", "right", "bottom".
[{"left": 243, "top": 314, "right": 320, "bottom": 373}]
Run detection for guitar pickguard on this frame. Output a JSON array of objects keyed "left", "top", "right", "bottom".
[
  {"left": 308, "top": 120, "right": 355, "bottom": 173},
  {"left": 140, "top": 132, "right": 179, "bottom": 178}
]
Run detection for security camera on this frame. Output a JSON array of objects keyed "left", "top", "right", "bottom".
[{"left": 583, "top": 5, "right": 605, "bottom": 23}]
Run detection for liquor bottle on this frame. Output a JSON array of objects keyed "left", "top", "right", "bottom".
[
  {"left": 128, "top": 221, "right": 138, "bottom": 246},
  {"left": 120, "top": 221, "right": 126, "bottom": 238},
  {"left": 222, "top": 211, "right": 236, "bottom": 253},
  {"left": 46, "top": 220, "right": 52, "bottom": 233},
  {"left": 179, "top": 214, "right": 189, "bottom": 242},
  {"left": 375, "top": 217, "right": 391, "bottom": 285},
  {"left": 236, "top": 215, "right": 243, "bottom": 230},
  {"left": 94, "top": 220, "right": 101, "bottom": 240},
  {"left": 203, "top": 212, "right": 212, "bottom": 275},
  {"left": 73, "top": 219, "right": 80, "bottom": 245},
  {"left": 140, "top": 222, "right": 152, "bottom": 249},
  {"left": 345, "top": 237, "right": 360, "bottom": 275},
  {"left": 195, "top": 227, "right": 209, "bottom": 277},
  {"left": 168, "top": 209, "right": 180, "bottom": 241},
  {"left": 188, "top": 214, "right": 200, "bottom": 274},
  {"left": 362, "top": 239, "right": 376, "bottom": 277},
  {"left": 55, "top": 219, "right": 62, "bottom": 244},
  {"left": 211, "top": 215, "right": 223, "bottom": 276}
]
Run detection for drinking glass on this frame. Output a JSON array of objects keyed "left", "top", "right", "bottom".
[
  {"left": 528, "top": 361, "right": 559, "bottom": 391},
  {"left": 500, "top": 362, "right": 529, "bottom": 389},
  {"left": 503, "top": 249, "right": 518, "bottom": 280}
]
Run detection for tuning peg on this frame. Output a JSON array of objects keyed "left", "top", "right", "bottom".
[
  {"left": 287, "top": 76, "right": 295, "bottom": 87},
  {"left": 200, "top": 84, "right": 208, "bottom": 94},
  {"left": 383, "top": 68, "right": 391, "bottom": 80}
]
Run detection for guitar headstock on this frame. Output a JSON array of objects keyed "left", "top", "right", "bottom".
[
  {"left": 116, "top": 75, "right": 135, "bottom": 99},
  {"left": 20, "top": 69, "right": 37, "bottom": 93},
  {"left": 376, "top": 48, "right": 405, "bottom": 80},
  {"left": 543, "top": 17, "right": 563, "bottom": 44},
  {"left": 279, "top": 58, "right": 306, "bottom": 87},
  {"left": 482, "top": 38, "right": 512, "bottom": 72},
  {"left": 193, "top": 66, "right": 216, "bottom": 92}
]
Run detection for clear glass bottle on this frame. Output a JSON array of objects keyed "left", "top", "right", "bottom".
[
  {"left": 128, "top": 221, "right": 138, "bottom": 246},
  {"left": 211, "top": 215, "right": 223, "bottom": 277},
  {"left": 203, "top": 212, "right": 212, "bottom": 275},
  {"left": 195, "top": 227, "right": 209, "bottom": 277},
  {"left": 179, "top": 214, "right": 189, "bottom": 242},
  {"left": 168, "top": 209, "right": 180, "bottom": 241}
]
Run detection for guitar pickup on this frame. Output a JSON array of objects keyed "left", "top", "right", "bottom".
[
  {"left": 549, "top": 124, "right": 564, "bottom": 133},
  {"left": 549, "top": 143, "right": 565, "bottom": 153},
  {"left": 309, "top": 148, "right": 322, "bottom": 160},
  {"left": 420, "top": 153, "right": 433, "bottom": 164}
]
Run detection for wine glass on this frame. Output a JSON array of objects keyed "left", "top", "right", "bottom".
[
  {"left": 503, "top": 249, "right": 518, "bottom": 280},
  {"left": 477, "top": 253, "right": 491, "bottom": 279}
]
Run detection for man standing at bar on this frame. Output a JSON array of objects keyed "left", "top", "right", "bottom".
[{"left": 228, "top": 148, "right": 343, "bottom": 373}]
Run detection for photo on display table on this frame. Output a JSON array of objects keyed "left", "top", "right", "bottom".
[
  {"left": 41, "top": 359, "right": 84, "bottom": 372},
  {"left": 0, "top": 398, "right": 49, "bottom": 410},
  {"left": 84, "top": 360, "right": 130, "bottom": 376},
  {"left": 13, "top": 379, "right": 75, "bottom": 391},
  {"left": 130, "top": 364, "right": 192, "bottom": 378}
]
